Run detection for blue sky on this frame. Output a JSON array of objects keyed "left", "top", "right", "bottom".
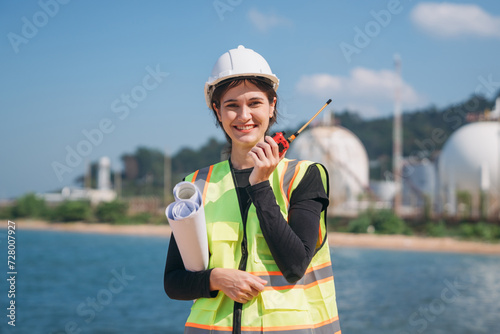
[{"left": 1, "top": 0, "right": 500, "bottom": 199}]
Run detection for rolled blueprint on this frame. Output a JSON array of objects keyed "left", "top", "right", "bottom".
[{"left": 165, "top": 181, "right": 209, "bottom": 272}]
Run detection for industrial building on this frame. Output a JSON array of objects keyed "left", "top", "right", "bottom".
[
  {"left": 39, "top": 156, "right": 117, "bottom": 205},
  {"left": 287, "top": 121, "right": 370, "bottom": 217},
  {"left": 287, "top": 96, "right": 500, "bottom": 220}
]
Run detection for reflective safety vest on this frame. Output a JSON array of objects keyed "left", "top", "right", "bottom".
[{"left": 184, "top": 158, "right": 341, "bottom": 334}]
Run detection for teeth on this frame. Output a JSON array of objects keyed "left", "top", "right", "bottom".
[{"left": 236, "top": 125, "right": 255, "bottom": 130}]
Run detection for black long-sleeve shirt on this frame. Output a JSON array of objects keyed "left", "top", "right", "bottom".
[{"left": 164, "top": 164, "right": 328, "bottom": 300}]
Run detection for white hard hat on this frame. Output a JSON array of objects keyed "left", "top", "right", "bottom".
[{"left": 204, "top": 45, "right": 279, "bottom": 109}]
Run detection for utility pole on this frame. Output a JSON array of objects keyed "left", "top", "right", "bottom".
[
  {"left": 393, "top": 54, "right": 403, "bottom": 216},
  {"left": 114, "top": 169, "right": 122, "bottom": 199}
]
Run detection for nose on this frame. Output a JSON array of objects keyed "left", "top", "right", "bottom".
[{"left": 237, "top": 104, "right": 251, "bottom": 122}]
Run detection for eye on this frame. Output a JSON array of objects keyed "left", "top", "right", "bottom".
[
  {"left": 224, "top": 103, "right": 239, "bottom": 109},
  {"left": 249, "top": 100, "right": 262, "bottom": 107}
]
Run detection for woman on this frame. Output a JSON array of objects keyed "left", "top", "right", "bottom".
[{"left": 164, "top": 45, "right": 341, "bottom": 334}]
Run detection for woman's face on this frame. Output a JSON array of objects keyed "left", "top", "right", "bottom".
[{"left": 215, "top": 81, "right": 276, "bottom": 151}]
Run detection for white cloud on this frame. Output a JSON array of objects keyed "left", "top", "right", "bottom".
[
  {"left": 247, "top": 9, "right": 292, "bottom": 33},
  {"left": 296, "top": 67, "right": 424, "bottom": 117},
  {"left": 410, "top": 2, "right": 500, "bottom": 38}
]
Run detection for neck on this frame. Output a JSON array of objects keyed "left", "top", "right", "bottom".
[{"left": 229, "top": 146, "right": 255, "bottom": 170}]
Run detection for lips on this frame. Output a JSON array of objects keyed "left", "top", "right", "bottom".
[{"left": 234, "top": 124, "right": 257, "bottom": 131}]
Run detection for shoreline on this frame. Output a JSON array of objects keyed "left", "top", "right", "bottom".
[{"left": 15, "top": 219, "right": 500, "bottom": 255}]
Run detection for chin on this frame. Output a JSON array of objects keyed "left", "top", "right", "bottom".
[{"left": 232, "top": 136, "right": 261, "bottom": 148}]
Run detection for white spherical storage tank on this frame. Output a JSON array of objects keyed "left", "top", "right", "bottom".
[
  {"left": 287, "top": 126, "right": 369, "bottom": 212},
  {"left": 438, "top": 122, "right": 500, "bottom": 216}
]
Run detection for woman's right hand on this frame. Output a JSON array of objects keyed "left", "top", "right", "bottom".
[
  {"left": 248, "top": 136, "right": 283, "bottom": 186},
  {"left": 209, "top": 268, "right": 267, "bottom": 303}
]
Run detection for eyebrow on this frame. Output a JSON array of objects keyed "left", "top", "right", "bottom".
[{"left": 222, "top": 96, "right": 265, "bottom": 104}]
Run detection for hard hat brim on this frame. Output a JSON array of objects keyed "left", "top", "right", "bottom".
[{"left": 204, "top": 74, "right": 279, "bottom": 110}]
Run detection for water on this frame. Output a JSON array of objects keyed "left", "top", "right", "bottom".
[
  {"left": 1, "top": 230, "right": 499, "bottom": 334},
  {"left": 333, "top": 248, "right": 500, "bottom": 333}
]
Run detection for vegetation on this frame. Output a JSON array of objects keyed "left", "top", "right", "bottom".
[
  {"left": 457, "top": 222, "right": 500, "bottom": 242},
  {"left": 425, "top": 220, "right": 448, "bottom": 237},
  {"left": 95, "top": 200, "right": 128, "bottom": 223},
  {"left": 10, "top": 193, "right": 48, "bottom": 219},
  {"left": 347, "top": 214, "right": 372, "bottom": 234},
  {"left": 120, "top": 147, "right": 166, "bottom": 197},
  {"left": 52, "top": 200, "right": 92, "bottom": 222},
  {"left": 327, "top": 210, "right": 500, "bottom": 242},
  {"left": 172, "top": 137, "right": 228, "bottom": 177},
  {"left": 347, "top": 209, "right": 412, "bottom": 235},
  {"left": 4, "top": 194, "right": 499, "bottom": 241},
  {"left": 3, "top": 194, "right": 159, "bottom": 225}
]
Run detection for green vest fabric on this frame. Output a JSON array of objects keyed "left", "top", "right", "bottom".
[{"left": 183, "top": 158, "right": 341, "bottom": 334}]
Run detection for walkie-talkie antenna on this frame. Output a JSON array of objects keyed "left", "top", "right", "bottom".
[
  {"left": 272, "top": 99, "right": 332, "bottom": 154},
  {"left": 287, "top": 99, "right": 332, "bottom": 144}
]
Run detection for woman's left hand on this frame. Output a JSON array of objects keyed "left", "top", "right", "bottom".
[{"left": 248, "top": 136, "right": 283, "bottom": 186}]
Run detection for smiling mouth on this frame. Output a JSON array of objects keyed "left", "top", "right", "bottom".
[{"left": 234, "top": 125, "right": 257, "bottom": 131}]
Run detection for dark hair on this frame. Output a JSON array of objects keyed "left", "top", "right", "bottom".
[{"left": 210, "top": 77, "right": 278, "bottom": 146}]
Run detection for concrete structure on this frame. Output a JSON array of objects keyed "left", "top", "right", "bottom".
[
  {"left": 488, "top": 97, "right": 500, "bottom": 120},
  {"left": 287, "top": 125, "right": 370, "bottom": 215},
  {"left": 401, "top": 157, "right": 438, "bottom": 215},
  {"left": 438, "top": 122, "right": 500, "bottom": 218},
  {"left": 40, "top": 156, "right": 117, "bottom": 205},
  {"left": 98, "top": 156, "right": 112, "bottom": 191},
  {"left": 370, "top": 180, "right": 397, "bottom": 203}
]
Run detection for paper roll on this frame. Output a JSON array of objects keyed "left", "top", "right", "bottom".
[{"left": 166, "top": 182, "right": 209, "bottom": 272}]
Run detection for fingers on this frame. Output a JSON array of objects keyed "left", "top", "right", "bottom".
[
  {"left": 237, "top": 278, "right": 267, "bottom": 303},
  {"left": 239, "top": 275, "right": 267, "bottom": 303},
  {"left": 249, "top": 277, "right": 267, "bottom": 293},
  {"left": 262, "top": 136, "right": 280, "bottom": 159},
  {"left": 265, "top": 135, "right": 281, "bottom": 157},
  {"left": 248, "top": 138, "right": 279, "bottom": 169},
  {"left": 238, "top": 292, "right": 254, "bottom": 304},
  {"left": 248, "top": 136, "right": 284, "bottom": 185},
  {"left": 249, "top": 137, "right": 279, "bottom": 162},
  {"left": 211, "top": 268, "right": 268, "bottom": 303},
  {"left": 248, "top": 145, "right": 270, "bottom": 165},
  {"left": 236, "top": 274, "right": 267, "bottom": 303}
]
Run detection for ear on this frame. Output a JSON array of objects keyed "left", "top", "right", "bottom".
[
  {"left": 213, "top": 103, "right": 222, "bottom": 122},
  {"left": 269, "top": 97, "right": 277, "bottom": 118}
]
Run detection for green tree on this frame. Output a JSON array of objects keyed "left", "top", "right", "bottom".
[
  {"left": 121, "top": 146, "right": 165, "bottom": 196},
  {"left": 95, "top": 200, "right": 128, "bottom": 223},
  {"left": 53, "top": 201, "right": 91, "bottom": 222},
  {"left": 172, "top": 137, "right": 227, "bottom": 175},
  {"left": 11, "top": 193, "right": 48, "bottom": 218},
  {"left": 371, "top": 209, "right": 408, "bottom": 235},
  {"left": 348, "top": 209, "right": 410, "bottom": 235},
  {"left": 134, "top": 147, "right": 165, "bottom": 186},
  {"left": 458, "top": 222, "right": 500, "bottom": 241},
  {"left": 347, "top": 214, "right": 371, "bottom": 233},
  {"left": 425, "top": 220, "right": 448, "bottom": 237}
]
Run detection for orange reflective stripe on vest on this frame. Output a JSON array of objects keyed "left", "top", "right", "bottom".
[
  {"left": 190, "top": 165, "right": 213, "bottom": 206},
  {"left": 250, "top": 261, "right": 333, "bottom": 291},
  {"left": 185, "top": 316, "right": 341, "bottom": 334},
  {"left": 278, "top": 159, "right": 301, "bottom": 210}
]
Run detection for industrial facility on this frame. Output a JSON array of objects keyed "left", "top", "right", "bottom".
[
  {"left": 39, "top": 156, "right": 117, "bottom": 205},
  {"left": 288, "top": 97, "right": 500, "bottom": 221},
  {"left": 287, "top": 122, "right": 370, "bottom": 217}
]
